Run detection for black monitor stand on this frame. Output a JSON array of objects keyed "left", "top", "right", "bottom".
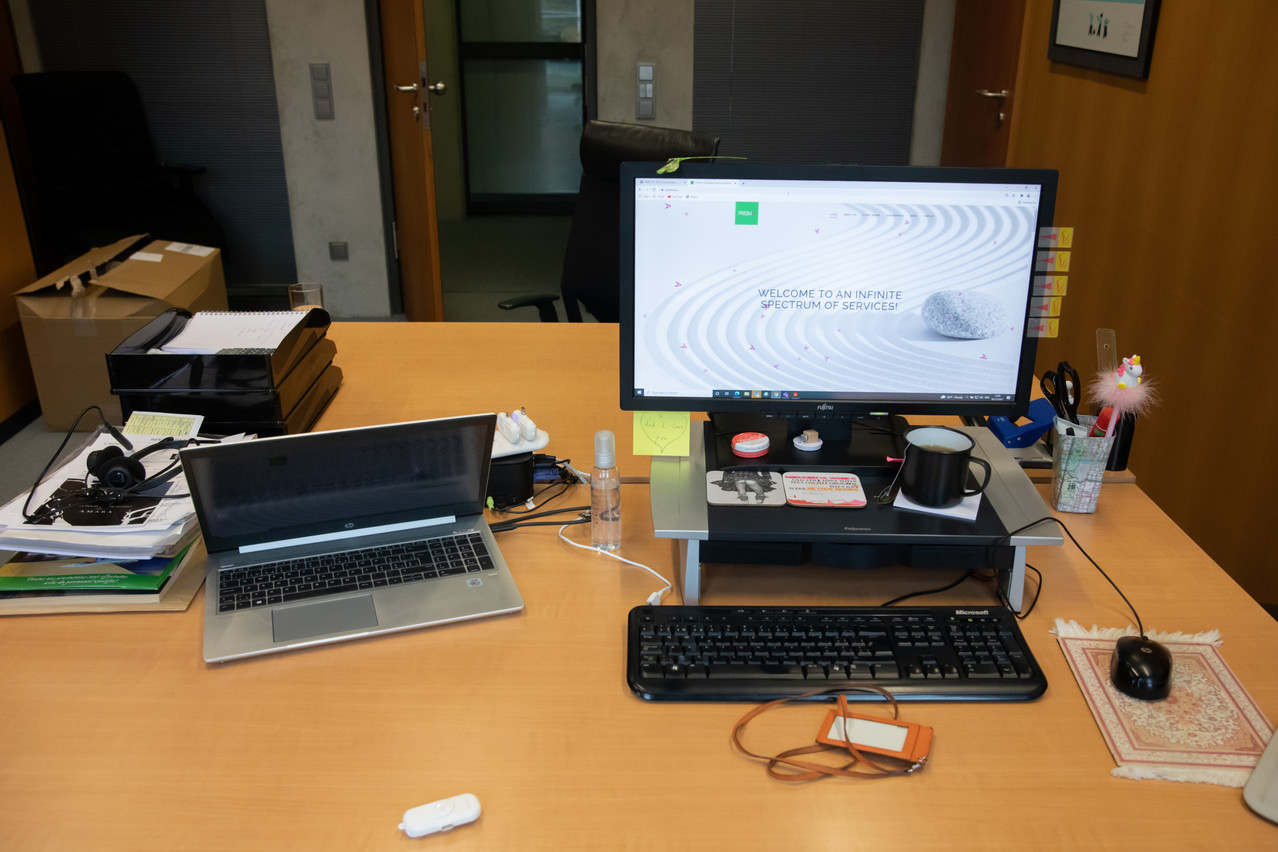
[{"left": 705, "top": 411, "right": 908, "bottom": 473}]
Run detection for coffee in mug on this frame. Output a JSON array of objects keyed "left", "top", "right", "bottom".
[{"left": 900, "top": 426, "right": 992, "bottom": 508}]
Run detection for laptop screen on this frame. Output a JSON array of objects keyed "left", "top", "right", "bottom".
[{"left": 181, "top": 415, "right": 496, "bottom": 553}]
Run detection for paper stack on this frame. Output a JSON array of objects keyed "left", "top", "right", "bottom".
[{"left": 0, "top": 415, "right": 245, "bottom": 613}]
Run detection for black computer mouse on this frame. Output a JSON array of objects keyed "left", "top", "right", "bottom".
[{"left": 1109, "top": 635, "right": 1173, "bottom": 701}]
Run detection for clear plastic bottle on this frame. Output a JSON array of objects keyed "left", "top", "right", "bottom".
[{"left": 590, "top": 430, "right": 622, "bottom": 551}]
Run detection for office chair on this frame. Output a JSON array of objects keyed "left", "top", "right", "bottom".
[
  {"left": 499, "top": 119, "right": 721, "bottom": 322},
  {"left": 10, "top": 70, "right": 226, "bottom": 272}
]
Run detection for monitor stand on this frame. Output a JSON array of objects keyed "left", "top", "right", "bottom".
[
  {"left": 705, "top": 411, "right": 908, "bottom": 473},
  {"left": 649, "top": 421, "right": 1063, "bottom": 608}
]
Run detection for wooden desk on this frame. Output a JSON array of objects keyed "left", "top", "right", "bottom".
[
  {"left": 316, "top": 322, "right": 642, "bottom": 477},
  {"left": 1, "top": 323, "right": 1274, "bottom": 849}
]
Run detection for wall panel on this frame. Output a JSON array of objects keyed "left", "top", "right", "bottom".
[{"left": 1010, "top": 2, "right": 1278, "bottom": 604}]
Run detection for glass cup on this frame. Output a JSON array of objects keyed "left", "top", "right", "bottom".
[{"left": 288, "top": 282, "right": 324, "bottom": 311}]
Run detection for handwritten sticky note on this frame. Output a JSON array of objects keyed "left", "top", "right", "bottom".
[
  {"left": 633, "top": 411, "right": 691, "bottom": 456},
  {"left": 1030, "top": 296, "right": 1063, "bottom": 317},
  {"left": 1027, "top": 318, "right": 1060, "bottom": 338},
  {"left": 1037, "top": 226, "right": 1074, "bottom": 248},
  {"left": 1033, "top": 275, "right": 1068, "bottom": 296}
]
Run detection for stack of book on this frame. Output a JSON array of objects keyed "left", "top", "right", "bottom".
[
  {"left": 107, "top": 308, "right": 341, "bottom": 436},
  {"left": 0, "top": 418, "right": 239, "bottom": 613}
]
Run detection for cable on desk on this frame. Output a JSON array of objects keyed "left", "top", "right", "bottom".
[
  {"left": 1002, "top": 516, "right": 1144, "bottom": 637},
  {"left": 489, "top": 505, "right": 589, "bottom": 533},
  {"left": 878, "top": 569, "right": 980, "bottom": 607},
  {"left": 557, "top": 521, "right": 673, "bottom": 606},
  {"left": 998, "top": 564, "right": 1044, "bottom": 620}
]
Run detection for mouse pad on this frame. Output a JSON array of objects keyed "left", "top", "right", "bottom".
[{"left": 1053, "top": 619, "right": 1272, "bottom": 786}]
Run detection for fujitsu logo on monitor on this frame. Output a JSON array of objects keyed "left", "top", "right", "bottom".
[{"left": 816, "top": 403, "right": 834, "bottom": 412}]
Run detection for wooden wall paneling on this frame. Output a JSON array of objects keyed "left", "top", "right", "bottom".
[
  {"left": 1008, "top": 2, "right": 1278, "bottom": 605},
  {"left": 0, "top": 0, "right": 38, "bottom": 423}
]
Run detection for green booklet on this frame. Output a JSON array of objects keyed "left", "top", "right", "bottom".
[{"left": 0, "top": 544, "right": 191, "bottom": 593}]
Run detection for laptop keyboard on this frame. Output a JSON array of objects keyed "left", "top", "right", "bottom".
[{"left": 216, "top": 531, "right": 495, "bottom": 613}]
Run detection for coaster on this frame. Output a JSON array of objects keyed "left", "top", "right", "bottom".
[
  {"left": 706, "top": 470, "right": 786, "bottom": 506},
  {"left": 782, "top": 472, "right": 866, "bottom": 508},
  {"left": 1054, "top": 619, "right": 1273, "bottom": 786},
  {"left": 891, "top": 489, "right": 981, "bottom": 521}
]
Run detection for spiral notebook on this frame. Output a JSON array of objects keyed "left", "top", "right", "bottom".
[{"left": 158, "top": 310, "right": 308, "bottom": 354}]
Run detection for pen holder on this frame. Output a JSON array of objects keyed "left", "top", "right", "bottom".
[{"left": 1051, "top": 415, "right": 1115, "bottom": 513}]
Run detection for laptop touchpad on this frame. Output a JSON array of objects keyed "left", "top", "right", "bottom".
[{"left": 273, "top": 595, "right": 379, "bottom": 643}]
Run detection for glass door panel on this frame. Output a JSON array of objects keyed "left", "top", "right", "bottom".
[{"left": 457, "top": 0, "right": 586, "bottom": 212}]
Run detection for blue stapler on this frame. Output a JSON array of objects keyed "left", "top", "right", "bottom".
[{"left": 987, "top": 398, "right": 1057, "bottom": 448}]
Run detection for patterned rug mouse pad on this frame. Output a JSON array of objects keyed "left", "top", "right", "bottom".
[{"left": 1054, "top": 619, "right": 1272, "bottom": 786}]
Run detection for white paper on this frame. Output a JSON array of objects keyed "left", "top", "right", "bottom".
[
  {"left": 0, "top": 431, "right": 248, "bottom": 559},
  {"left": 158, "top": 311, "right": 306, "bottom": 354}
]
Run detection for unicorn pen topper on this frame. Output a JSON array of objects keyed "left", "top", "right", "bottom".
[{"left": 1089, "top": 354, "right": 1156, "bottom": 437}]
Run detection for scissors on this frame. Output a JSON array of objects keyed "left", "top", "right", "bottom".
[{"left": 1041, "top": 361, "right": 1080, "bottom": 424}]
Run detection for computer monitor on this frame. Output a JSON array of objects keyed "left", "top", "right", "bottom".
[{"left": 619, "top": 161, "right": 1058, "bottom": 468}]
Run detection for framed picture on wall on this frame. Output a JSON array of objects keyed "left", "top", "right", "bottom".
[{"left": 1048, "top": 0, "right": 1161, "bottom": 79}]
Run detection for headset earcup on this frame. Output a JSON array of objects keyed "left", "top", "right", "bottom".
[
  {"left": 98, "top": 455, "right": 147, "bottom": 489},
  {"left": 87, "top": 445, "right": 124, "bottom": 475}
]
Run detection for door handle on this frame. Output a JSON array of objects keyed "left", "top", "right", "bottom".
[
  {"left": 974, "top": 89, "right": 1010, "bottom": 128},
  {"left": 395, "top": 83, "right": 419, "bottom": 93},
  {"left": 426, "top": 82, "right": 446, "bottom": 95}
]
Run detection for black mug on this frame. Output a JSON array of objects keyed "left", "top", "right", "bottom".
[{"left": 900, "top": 426, "right": 992, "bottom": 508}]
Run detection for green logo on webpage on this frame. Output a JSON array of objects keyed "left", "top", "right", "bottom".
[{"left": 735, "top": 202, "right": 759, "bottom": 225}]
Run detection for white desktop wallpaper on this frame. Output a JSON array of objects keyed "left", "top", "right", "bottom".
[{"left": 632, "top": 194, "right": 1038, "bottom": 399}]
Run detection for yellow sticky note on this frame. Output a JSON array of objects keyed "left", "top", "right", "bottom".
[
  {"left": 633, "top": 411, "right": 691, "bottom": 456},
  {"left": 1030, "top": 296, "right": 1063, "bottom": 317},
  {"left": 1034, "top": 275, "right": 1068, "bottom": 296},
  {"left": 1027, "top": 318, "right": 1060, "bottom": 338},
  {"left": 1037, "top": 226, "right": 1074, "bottom": 248}
]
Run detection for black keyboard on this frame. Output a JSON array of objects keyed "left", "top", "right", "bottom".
[
  {"left": 216, "top": 531, "right": 495, "bottom": 613},
  {"left": 628, "top": 605, "right": 1047, "bottom": 702}
]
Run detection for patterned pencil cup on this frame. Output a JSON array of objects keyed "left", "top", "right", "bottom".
[{"left": 1051, "top": 415, "right": 1116, "bottom": 513}]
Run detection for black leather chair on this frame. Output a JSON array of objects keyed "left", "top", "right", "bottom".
[
  {"left": 10, "top": 70, "right": 225, "bottom": 271},
  {"left": 500, "top": 120, "right": 721, "bottom": 322}
]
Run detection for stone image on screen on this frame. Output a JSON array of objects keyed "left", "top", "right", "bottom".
[{"left": 921, "top": 290, "right": 1010, "bottom": 340}]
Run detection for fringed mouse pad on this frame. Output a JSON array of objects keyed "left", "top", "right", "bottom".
[{"left": 1053, "top": 618, "right": 1272, "bottom": 786}]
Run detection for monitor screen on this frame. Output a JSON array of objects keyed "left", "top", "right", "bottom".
[{"left": 619, "top": 162, "right": 1057, "bottom": 434}]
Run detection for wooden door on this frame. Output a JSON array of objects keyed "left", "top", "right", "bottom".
[
  {"left": 940, "top": 0, "right": 1027, "bottom": 167},
  {"left": 378, "top": 0, "right": 445, "bottom": 321}
]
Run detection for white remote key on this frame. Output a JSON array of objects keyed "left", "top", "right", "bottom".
[{"left": 399, "top": 793, "right": 481, "bottom": 838}]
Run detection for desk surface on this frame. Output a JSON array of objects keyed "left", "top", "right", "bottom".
[{"left": 1, "top": 322, "right": 1274, "bottom": 849}]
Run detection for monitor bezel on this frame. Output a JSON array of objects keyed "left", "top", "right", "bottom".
[{"left": 618, "top": 161, "right": 1058, "bottom": 420}]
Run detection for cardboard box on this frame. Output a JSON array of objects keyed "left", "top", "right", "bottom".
[{"left": 14, "top": 236, "right": 227, "bottom": 430}]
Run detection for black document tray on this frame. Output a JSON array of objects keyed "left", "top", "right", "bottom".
[
  {"left": 106, "top": 308, "right": 331, "bottom": 392},
  {"left": 197, "top": 364, "right": 342, "bottom": 437},
  {"left": 115, "top": 338, "right": 336, "bottom": 422}
]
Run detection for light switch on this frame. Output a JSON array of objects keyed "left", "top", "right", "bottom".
[
  {"left": 636, "top": 62, "right": 655, "bottom": 120},
  {"left": 311, "top": 62, "right": 335, "bottom": 120}
]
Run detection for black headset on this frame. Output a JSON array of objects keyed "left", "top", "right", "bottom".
[{"left": 86, "top": 436, "right": 178, "bottom": 490}]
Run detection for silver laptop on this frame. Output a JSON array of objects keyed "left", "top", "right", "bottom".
[{"left": 181, "top": 414, "right": 524, "bottom": 662}]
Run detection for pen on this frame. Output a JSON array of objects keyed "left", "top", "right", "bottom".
[{"left": 1089, "top": 407, "right": 1114, "bottom": 438}]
